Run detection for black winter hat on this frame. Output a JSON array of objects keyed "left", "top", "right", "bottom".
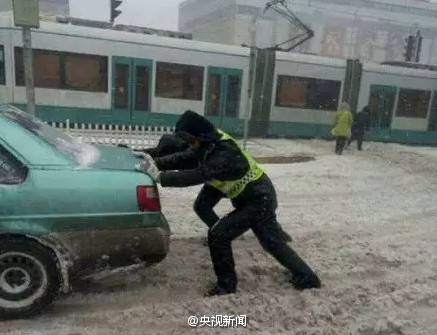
[{"left": 175, "top": 110, "right": 219, "bottom": 142}]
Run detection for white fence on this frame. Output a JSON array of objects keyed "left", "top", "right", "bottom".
[{"left": 48, "top": 120, "right": 175, "bottom": 150}]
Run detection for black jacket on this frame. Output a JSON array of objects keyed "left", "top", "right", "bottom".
[
  {"left": 142, "top": 134, "right": 189, "bottom": 159},
  {"left": 155, "top": 110, "right": 271, "bottom": 202},
  {"left": 156, "top": 138, "right": 275, "bottom": 206},
  {"left": 157, "top": 139, "right": 250, "bottom": 188},
  {"left": 352, "top": 111, "right": 371, "bottom": 133}
]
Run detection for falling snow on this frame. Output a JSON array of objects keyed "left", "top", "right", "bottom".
[{"left": 1, "top": 139, "right": 436, "bottom": 334}]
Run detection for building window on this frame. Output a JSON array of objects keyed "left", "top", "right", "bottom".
[
  {"left": 15, "top": 48, "right": 108, "bottom": 92},
  {"left": 275, "top": 75, "right": 341, "bottom": 111},
  {"left": 156, "top": 62, "right": 204, "bottom": 100},
  {"left": 396, "top": 88, "right": 431, "bottom": 118},
  {"left": 0, "top": 45, "right": 5, "bottom": 85},
  {"left": 65, "top": 54, "right": 107, "bottom": 92}
]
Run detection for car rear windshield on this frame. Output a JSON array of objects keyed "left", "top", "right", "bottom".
[{"left": 0, "top": 105, "right": 99, "bottom": 166}]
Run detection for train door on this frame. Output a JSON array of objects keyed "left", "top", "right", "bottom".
[
  {"left": 368, "top": 85, "right": 397, "bottom": 130},
  {"left": 205, "top": 67, "right": 242, "bottom": 129},
  {"left": 112, "top": 57, "right": 152, "bottom": 123},
  {"left": 427, "top": 92, "right": 437, "bottom": 131}
]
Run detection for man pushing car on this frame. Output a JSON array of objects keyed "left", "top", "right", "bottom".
[{"left": 136, "top": 110, "right": 321, "bottom": 296}]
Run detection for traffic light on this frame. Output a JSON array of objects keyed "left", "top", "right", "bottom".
[
  {"left": 404, "top": 35, "right": 415, "bottom": 62},
  {"left": 110, "top": 0, "right": 122, "bottom": 23}
]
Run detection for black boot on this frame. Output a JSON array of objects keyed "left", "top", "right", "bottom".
[
  {"left": 205, "top": 283, "right": 236, "bottom": 297},
  {"left": 203, "top": 236, "right": 209, "bottom": 246},
  {"left": 290, "top": 273, "right": 321, "bottom": 290}
]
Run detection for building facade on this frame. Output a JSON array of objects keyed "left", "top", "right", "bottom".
[
  {"left": 179, "top": 0, "right": 437, "bottom": 65},
  {"left": 40, "top": 0, "right": 70, "bottom": 17},
  {"left": 0, "top": 0, "right": 69, "bottom": 16},
  {"left": 0, "top": 0, "right": 13, "bottom": 13}
]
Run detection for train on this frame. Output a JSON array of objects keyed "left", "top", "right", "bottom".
[{"left": 1, "top": 13, "right": 437, "bottom": 145}]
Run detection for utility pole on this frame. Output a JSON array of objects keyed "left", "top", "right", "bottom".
[
  {"left": 243, "top": 16, "right": 258, "bottom": 150},
  {"left": 243, "top": 1, "right": 314, "bottom": 147},
  {"left": 12, "top": 0, "right": 39, "bottom": 116},
  {"left": 22, "top": 27, "right": 35, "bottom": 115}
]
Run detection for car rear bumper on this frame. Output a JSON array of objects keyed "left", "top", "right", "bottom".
[{"left": 37, "top": 213, "right": 171, "bottom": 277}]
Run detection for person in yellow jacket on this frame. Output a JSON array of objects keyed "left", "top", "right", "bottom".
[{"left": 331, "top": 102, "right": 354, "bottom": 155}]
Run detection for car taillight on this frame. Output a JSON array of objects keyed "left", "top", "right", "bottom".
[{"left": 137, "top": 185, "right": 161, "bottom": 212}]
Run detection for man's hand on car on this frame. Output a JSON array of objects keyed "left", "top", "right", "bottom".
[
  {"left": 135, "top": 153, "right": 161, "bottom": 182},
  {"left": 132, "top": 151, "right": 148, "bottom": 159}
]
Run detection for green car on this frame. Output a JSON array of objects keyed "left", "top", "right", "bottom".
[{"left": 0, "top": 105, "right": 170, "bottom": 319}]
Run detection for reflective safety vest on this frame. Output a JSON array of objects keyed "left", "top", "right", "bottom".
[{"left": 208, "top": 130, "right": 264, "bottom": 199}]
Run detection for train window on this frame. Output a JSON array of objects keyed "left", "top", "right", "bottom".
[
  {"left": 64, "top": 54, "right": 108, "bottom": 92},
  {"left": 114, "top": 64, "right": 130, "bottom": 109},
  {"left": 206, "top": 74, "right": 221, "bottom": 116},
  {"left": 275, "top": 75, "right": 341, "bottom": 110},
  {"left": 156, "top": 62, "right": 204, "bottom": 100},
  {"left": 135, "top": 65, "right": 150, "bottom": 111},
  {"left": 15, "top": 48, "right": 108, "bottom": 92},
  {"left": 15, "top": 48, "right": 61, "bottom": 88},
  {"left": 34, "top": 52, "right": 61, "bottom": 88},
  {"left": 226, "top": 75, "right": 241, "bottom": 117},
  {"left": 396, "top": 89, "right": 431, "bottom": 119},
  {"left": 0, "top": 45, "right": 5, "bottom": 85}
]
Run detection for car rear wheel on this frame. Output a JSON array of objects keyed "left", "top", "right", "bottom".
[{"left": 0, "top": 238, "right": 61, "bottom": 319}]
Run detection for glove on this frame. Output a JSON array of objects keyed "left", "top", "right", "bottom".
[
  {"left": 135, "top": 153, "right": 161, "bottom": 182},
  {"left": 132, "top": 151, "right": 148, "bottom": 159}
]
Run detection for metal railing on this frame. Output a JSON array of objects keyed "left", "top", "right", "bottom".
[{"left": 48, "top": 119, "right": 175, "bottom": 150}]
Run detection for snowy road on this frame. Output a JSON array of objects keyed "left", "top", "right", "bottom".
[{"left": 1, "top": 139, "right": 436, "bottom": 334}]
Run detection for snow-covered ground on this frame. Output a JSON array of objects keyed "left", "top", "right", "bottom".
[{"left": 1, "top": 139, "right": 436, "bottom": 334}]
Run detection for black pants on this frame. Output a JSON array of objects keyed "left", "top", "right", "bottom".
[
  {"left": 194, "top": 184, "right": 223, "bottom": 228},
  {"left": 335, "top": 136, "right": 348, "bottom": 155},
  {"left": 194, "top": 184, "right": 293, "bottom": 240},
  {"left": 347, "top": 131, "right": 364, "bottom": 150},
  {"left": 203, "top": 176, "right": 320, "bottom": 290}
]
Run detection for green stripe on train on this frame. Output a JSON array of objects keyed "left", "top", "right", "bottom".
[{"left": 269, "top": 121, "right": 437, "bottom": 146}]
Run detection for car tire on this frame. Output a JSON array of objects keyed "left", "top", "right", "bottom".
[{"left": 0, "top": 238, "right": 61, "bottom": 319}]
